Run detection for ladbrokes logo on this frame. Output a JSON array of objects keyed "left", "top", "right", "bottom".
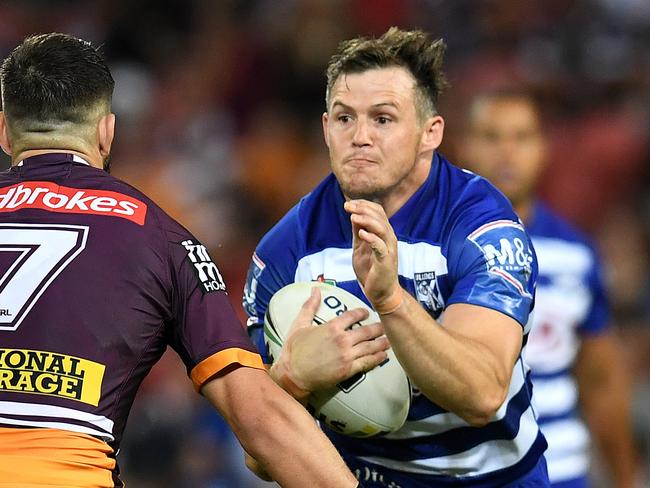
[
  {"left": 182, "top": 240, "right": 226, "bottom": 293},
  {"left": 0, "top": 348, "right": 105, "bottom": 406},
  {"left": 0, "top": 181, "right": 147, "bottom": 225}
]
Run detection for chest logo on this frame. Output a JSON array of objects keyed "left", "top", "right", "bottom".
[{"left": 414, "top": 271, "right": 444, "bottom": 319}]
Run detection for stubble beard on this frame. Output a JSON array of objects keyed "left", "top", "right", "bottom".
[{"left": 338, "top": 169, "right": 412, "bottom": 205}]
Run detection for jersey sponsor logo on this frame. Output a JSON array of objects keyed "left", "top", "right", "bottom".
[
  {"left": 243, "top": 253, "right": 265, "bottom": 318},
  {"left": 414, "top": 271, "right": 444, "bottom": 318},
  {"left": 468, "top": 220, "right": 534, "bottom": 298},
  {"left": 0, "top": 348, "right": 105, "bottom": 406},
  {"left": 182, "top": 240, "right": 226, "bottom": 293},
  {"left": 0, "top": 181, "right": 147, "bottom": 225},
  {"left": 315, "top": 274, "right": 337, "bottom": 286}
]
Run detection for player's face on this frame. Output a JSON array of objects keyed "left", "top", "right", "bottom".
[
  {"left": 463, "top": 98, "right": 545, "bottom": 208},
  {"left": 323, "top": 67, "right": 441, "bottom": 205}
]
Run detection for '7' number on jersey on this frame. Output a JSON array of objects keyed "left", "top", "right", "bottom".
[{"left": 0, "top": 223, "right": 88, "bottom": 331}]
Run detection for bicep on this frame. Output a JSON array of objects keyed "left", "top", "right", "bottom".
[{"left": 441, "top": 303, "right": 523, "bottom": 377}]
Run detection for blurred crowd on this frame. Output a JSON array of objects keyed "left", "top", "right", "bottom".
[{"left": 1, "top": 1, "right": 649, "bottom": 486}]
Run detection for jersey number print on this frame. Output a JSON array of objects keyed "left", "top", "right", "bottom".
[{"left": 0, "top": 223, "right": 88, "bottom": 331}]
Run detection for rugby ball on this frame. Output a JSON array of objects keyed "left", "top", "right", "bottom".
[{"left": 264, "top": 281, "right": 410, "bottom": 438}]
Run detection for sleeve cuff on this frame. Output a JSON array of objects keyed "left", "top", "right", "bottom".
[{"left": 190, "top": 347, "right": 265, "bottom": 391}]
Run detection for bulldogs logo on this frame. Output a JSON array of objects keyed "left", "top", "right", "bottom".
[{"left": 414, "top": 271, "right": 444, "bottom": 319}]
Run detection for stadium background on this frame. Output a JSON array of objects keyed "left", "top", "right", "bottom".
[{"left": 0, "top": 0, "right": 649, "bottom": 486}]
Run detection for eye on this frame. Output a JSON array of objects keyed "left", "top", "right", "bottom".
[
  {"left": 338, "top": 115, "right": 352, "bottom": 123},
  {"left": 376, "top": 116, "right": 391, "bottom": 125}
]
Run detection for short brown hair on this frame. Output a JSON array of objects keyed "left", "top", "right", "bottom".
[{"left": 325, "top": 27, "right": 448, "bottom": 119}]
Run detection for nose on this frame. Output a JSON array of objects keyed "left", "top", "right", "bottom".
[
  {"left": 352, "top": 118, "right": 372, "bottom": 147},
  {"left": 496, "top": 134, "right": 519, "bottom": 159}
]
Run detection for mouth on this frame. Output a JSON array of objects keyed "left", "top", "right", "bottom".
[{"left": 344, "top": 156, "right": 377, "bottom": 167}]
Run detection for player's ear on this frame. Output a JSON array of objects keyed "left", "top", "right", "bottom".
[
  {"left": 322, "top": 112, "right": 330, "bottom": 148},
  {"left": 98, "top": 113, "right": 115, "bottom": 159},
  {"left": 0, "top": 112, "right": 13, "bottom": 156},
  {"left": 420, "top": 115, "right": 444, "bottom": 153}
]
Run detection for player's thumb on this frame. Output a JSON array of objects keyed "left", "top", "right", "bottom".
[{"left": 289, "top": 286, "right": 321, "bottom": 333}]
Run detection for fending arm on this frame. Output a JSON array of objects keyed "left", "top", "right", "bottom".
[{"left": 201, "top": 365, "right": 357, "bottom": 488}]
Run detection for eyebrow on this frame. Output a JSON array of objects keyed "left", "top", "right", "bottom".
[{"left": 330, "top": 101, "right": 400, "bottom": 111}]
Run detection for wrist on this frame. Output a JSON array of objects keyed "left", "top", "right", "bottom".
[
  {"left": 269, "top": 360, "right": 311, "bottom": 402},
  {"left": 373, "top": 287, "right": 404, "bottom": 315}
]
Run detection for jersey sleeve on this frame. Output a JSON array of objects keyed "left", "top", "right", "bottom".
[
  {"left": 242, "top": 208, "right": 302, "bottom": 363},
  {"left": 578, "top": 247, "right": 610, "bottom": 336},
  {"left": 164, "top": 223, "right": 264, "bottom": 391},
  {"left": 446, "top": 205, "right": 538, "bottom": 328}
]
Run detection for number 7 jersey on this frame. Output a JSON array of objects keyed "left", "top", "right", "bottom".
[{"left": 0, "top": 153, "right": 263, "bottom": 487}]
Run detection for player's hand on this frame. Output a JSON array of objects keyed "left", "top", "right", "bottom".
[
  {"left": 344, "top": 199, "right": 403, "bottom": 314},
  {"left": 272, "top": 287, "right": 390, "bottom": 396}
]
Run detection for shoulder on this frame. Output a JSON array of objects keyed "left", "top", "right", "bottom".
[
  {"left": 529, "top": 202, "right": 593, "bottom": 246},
  {"left": 91, "top": 170, "right": 195, "bottom": 243},
  {"left": 438, "top": 158, "right": 520, "bottom": 238},
  {"left": 529, "top": 202, "right": 600, "bottom": 274}
]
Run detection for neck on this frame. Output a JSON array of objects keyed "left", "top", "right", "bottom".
[
  {"left": 513, "top": 198, "right": 534, "bottom": 224},
  {"left": 379, "top": 155, "right": 432, "bottom": 218},
  {"left": 12, "top": 149, "right": 102, "bottom": 169}
]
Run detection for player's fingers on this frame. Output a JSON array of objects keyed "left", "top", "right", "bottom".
[
  {"left": 289, "top": 286, "right": 321, "bottom": 333},
  {"left": 347, "top": 322, "right": 385, "bottom": 343},
  {"left": 350, "top": 220, "right": 363, "bottom": 251},
  {"left": 329, "top": 307, "right": 370, "bottom": 331},
  {"left": 345, "top": 199, "right": 386, "bottom": 220},
  {"left": 350, "top": 350, "right": 389, "bottom": 376},
  {"left": 352, "top": 334, "right": 390, "bottom": 358},
  {"left": 357, "top": 228, "right": 390, "bottom": 259},
  {"left": 350, "top": 211, "right": 390, "bottom": 239},
  {"left": 347, "top": 200, "right": 394, "bottom": 234}
]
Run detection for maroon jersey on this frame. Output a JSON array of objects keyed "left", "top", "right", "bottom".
[{"left": 0, "top": 153, "right": 263, "bottom": 486}]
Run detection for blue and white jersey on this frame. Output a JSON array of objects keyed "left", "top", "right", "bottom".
[
  {"left": 244, "top": 154, "right": 547, "bottom": 486},
  {"left": 525, "top": 202, "right": 610, "bottom": 484}
]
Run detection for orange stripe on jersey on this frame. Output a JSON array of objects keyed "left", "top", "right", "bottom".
[
  {"left": 0, "top": 427, "right": 116, "bottom": 487},
  {"left": 191, "top": 347, "right": 265, "bottom": 391}
]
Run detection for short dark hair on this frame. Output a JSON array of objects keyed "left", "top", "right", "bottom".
[
  {"left": 325, "top": 27, "right": 448, "bottom": 118},
  {"left": 466, "top": 87, "right": 542, "bottom": 128},
  {"left": 0, "top": 33, "right": 114, "bottom": 126}
]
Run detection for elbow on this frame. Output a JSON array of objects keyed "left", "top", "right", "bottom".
[
  {"left": 245, "top": 453, "right": 274, "bottom": 482},
  {"left": 461, "top": 388, "right": 507, "bottom": 427}
]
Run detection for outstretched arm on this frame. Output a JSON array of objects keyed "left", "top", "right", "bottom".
[
  {"left": 202, "top": 365, "right": 358, "bottom": 487},
  {"left": 575, "top": 332, "right": 639, "bottom": 488}
]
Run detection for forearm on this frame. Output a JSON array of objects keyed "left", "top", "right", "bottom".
[
  {"left": 238, "top": 383, "right": 355, "bottom": 487},
  {"left": 379, "top": 292, "right": 515, "bottom": 425},
  {"left": 577, "top": 336, "right": 638, "bottom": 487},
  {"left": 202, "top": 369, "right": 356, "bottom": 488},
  {"left": 588, "top": 398, "right": 637, "bottom": 488}
]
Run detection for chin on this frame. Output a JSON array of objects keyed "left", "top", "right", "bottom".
[{"left": 340, "top": 182, "right": 384, "bottom": 201}]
